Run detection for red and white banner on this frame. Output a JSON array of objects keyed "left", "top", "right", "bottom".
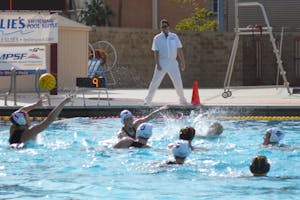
[{"left": 0, "top": 12, "right": 58, "bottom": 44}]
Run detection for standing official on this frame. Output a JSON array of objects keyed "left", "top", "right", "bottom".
[{"left": 144, "top": 19, "right": 188, "bottom": 105}]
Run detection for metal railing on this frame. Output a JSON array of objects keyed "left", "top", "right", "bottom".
[{"left": 223, "top": 0, "right": 291, "bottom": 98}]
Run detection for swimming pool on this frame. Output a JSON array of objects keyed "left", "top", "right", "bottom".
[{"left": 0, "top": 115, "right": 299, "bottom": 199}]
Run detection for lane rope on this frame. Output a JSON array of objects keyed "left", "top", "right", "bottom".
[{"left": 1, "top": 115, "right": 300, "bottom": 122}]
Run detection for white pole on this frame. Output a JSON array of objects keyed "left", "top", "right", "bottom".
[
  {"left": 235, "top": 0, "right": 239, "bottom": 30},
  {"left": 152, "top": 0, "right": 158, "bottom": 30}
]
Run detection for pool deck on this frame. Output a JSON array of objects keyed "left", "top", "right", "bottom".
[{"left": 1, "top": 86, "right": 300, "bottom": 117}]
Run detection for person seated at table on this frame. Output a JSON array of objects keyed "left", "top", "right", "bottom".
[
  {"left": 166, "top": 140, "right": 192, "bottom": 165},
  {"left": 114, "top": 123, "right": 153, "bottom": 149},
  {"left": 9, "top": 95, "right": 73, "bottom": 149},
  {"left": 249, "top": 155, "right": 270, "bottom": 177},
  {"left": 117, "top": 105, "right": 168, "bottom": 140},
  {"left": 263, "top": 128, "right": 285, "bottom": 146}
]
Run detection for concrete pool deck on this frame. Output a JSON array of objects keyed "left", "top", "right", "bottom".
[{"left": 1, "top": 86, "right": 300, "bottom": 117}]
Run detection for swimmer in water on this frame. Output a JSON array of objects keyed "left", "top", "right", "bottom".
[
  {"left": 206, "top": 122, "right": 223, "bottom": 137},
  {"left": 195, "top": 121, "right": 223, "bottom": 139},
  {"left": 9, "top": 95, "right": 73, "bottom": 149},
  {"left": 168, "top": 126, "right": 208, "bottom": 151},
  {"left": 249, "top": 155, "right": 270, "bottom": 177},
  {"left": 262, "top": 128, "right": 285, "bottom": 146},
  {"left": 179, "top": 126, "right": 195, "bottom": 150},
  {"left": 117, "top": 105, "right": 168, "bottom": 140},
  {"left": 114, "top": 123, "right": 153, "bottom": 148},
  {"left": 166, "top": 140, "right": 192, "bottom": 165}
]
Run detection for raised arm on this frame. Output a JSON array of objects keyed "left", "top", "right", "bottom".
[
  {"left": 134, "top": 105, "right": 168, "bottom": 127},
  {"left": 28, "top": 96, "right": 72, "bottom": 136},
  {"left": 19, "top": 99, "right": 43, "bottom": 113},
  {"left": 113, "top": 137, "right": 134, "bottom": 149}
]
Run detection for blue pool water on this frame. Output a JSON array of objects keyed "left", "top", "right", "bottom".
[{"left": 0, "top": 114, "right": 299, "bottom": 199}]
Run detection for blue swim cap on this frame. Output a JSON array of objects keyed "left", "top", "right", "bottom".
[
  {"left": 11, "top": 111, "right": 27, "bottom": 126},
  {"left": 266, "top": 128, "right": 285, "bottom": 143},
  {"left": 172, "top": 140, "right": 191, "bottom": 158},
  {"left": 137, "top": 123, "right": 153, "bottom": 139},
  {"left": 120, "top": 110, "right": 133, "bottom": 124}
]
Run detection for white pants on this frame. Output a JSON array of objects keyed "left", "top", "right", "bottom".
[{"left": 145, "top": 59, "right": 187, "bottom": 104}]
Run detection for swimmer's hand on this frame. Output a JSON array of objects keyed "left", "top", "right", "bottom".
[
  {"left": 36, "top": 99, "right": 44, "bottom": 106},
  {"left": 64, "top": 89, "right": 77, "bottom": 104},
  {"left": 40, "top": 95, "right": 50, "bottom": 104},
  {"left": 64, "top": 96, "right": 73, "bottom": 103},
  {"left": 167, "top": 142, "right": 174, "bottom": 149},
  {"left": 9, "top": 143, "right": 25, "bottom": 149},
  {"left": 158, "top": 105, "right": 169, "bottom": 111}
]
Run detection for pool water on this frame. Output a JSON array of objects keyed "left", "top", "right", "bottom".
[{"left": 0, "top": 115, "right": 299, "bottom": 199}]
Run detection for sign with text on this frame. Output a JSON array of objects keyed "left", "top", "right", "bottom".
[
  {"left": 0, "top": 45, "right": 46, "bottom": 76},
  {"left": 0, "top": 12, "right": 58, "bottom": 44}
]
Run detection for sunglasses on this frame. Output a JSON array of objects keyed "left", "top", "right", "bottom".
[{"left": 161, "top": 25, "right": 169, "bottom": 28}]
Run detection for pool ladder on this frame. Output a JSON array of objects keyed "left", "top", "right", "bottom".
[{"left": 223, "top": 1, "right": 292, "bottom": 98}]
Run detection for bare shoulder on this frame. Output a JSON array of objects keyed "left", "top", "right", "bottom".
[
  {"left": 133, "top": 119, "right": 143, "bottom": 128},
  {"left": 117, "top": 129, "right": 126, "bottom": 139},
  {"left": 20, "top": 129, "right": 37, "bottom": 142},
  {"left": 113, "top": 137, "right": 134, "bottom": 149}
]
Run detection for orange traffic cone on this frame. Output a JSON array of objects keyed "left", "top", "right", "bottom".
[{"left": 191, "top": 81, "right": 201, "bottom": 105}]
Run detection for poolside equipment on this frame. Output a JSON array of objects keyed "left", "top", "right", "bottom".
[
  {"left": 191, "top": 81, "right": 200, "bottom": 105},
  {"left": 88, "top": 41, "right": 117, "bottom": 87},
  {"left": 76, "top": 41, "right": 117, "bottom": 106},
  {"left": 223, "top": 0, "right": 291, "bottom": 98},
  {"left": 1, "top": 67, "right": 50, "bottom": 106},
  {"left": 38, "top": 73, "right": 56, "bottom": 91}
]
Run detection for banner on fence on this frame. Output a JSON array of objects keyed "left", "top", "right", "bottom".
[
  {"left": 0, "top": 12, "right": 58, "bottom": 44},
  {"left": 0, "top": 45, "right": 46, "bottom": 76}
]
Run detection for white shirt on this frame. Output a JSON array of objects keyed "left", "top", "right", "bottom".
[{"left": 151, "top": 32, "right": 182, "bottom": 61}]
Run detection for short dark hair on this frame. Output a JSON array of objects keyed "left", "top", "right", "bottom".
[
  {"left": 160, "top": 19, "right": 169, "bottom": 26},
  {"left": 179, "top": 126, "right": 195, "bottom": 141},
  {"left": 250, "top": 155, "right": 270, "bottom": 176}
]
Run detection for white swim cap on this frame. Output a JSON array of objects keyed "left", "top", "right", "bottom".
[
  {"left": 267, "top": 128, "right": 285, "bottom": 143},
  {"left": 136, "top": 123, "right": 153, "bottom": 139},
  {"left": 120, "top": 110, "right": 133, "bottom": 124},
  {"left": 172, "top": 140, "right": 191, "bottom": 158},
  {"left": 11, "top": 111, "right": 27, "bottom": 126}
]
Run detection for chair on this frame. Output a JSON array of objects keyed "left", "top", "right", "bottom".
[
  {"left": 77, "top": 40, "right": 117, "bottom": 106},
  {"left": 76, "top": 58, "right": 110, "bottom": 106},
  {"left": 91, "top": 41, "right": 117, "bottom": 87}
]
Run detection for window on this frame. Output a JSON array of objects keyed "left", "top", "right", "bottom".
[
  {"left": 0, "top": 0, "right": 66, "bottom": 10},
  {"left": 213, "top": 0, "right": 218, "bottom": 13}
]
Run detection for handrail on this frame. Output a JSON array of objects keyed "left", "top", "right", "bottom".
[
  {"left": 12, "top": 67, "right": 17, "bottom": 106},
  {"left": 35, "top": 68, "right": 41, "bottom": 98},
  {"left": 223, "top": 0, "right": 291, "bottom": 98},
  {"left": 238, "top": 2, "right": 271, "bottom": 28}
]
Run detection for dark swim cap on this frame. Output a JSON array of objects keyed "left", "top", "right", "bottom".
[
  {"left": 250, "top": 155, "right": 270, "bottom": 176},
  {"left": 179, "top": 126, "right": 195, "bottom": 141}
]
